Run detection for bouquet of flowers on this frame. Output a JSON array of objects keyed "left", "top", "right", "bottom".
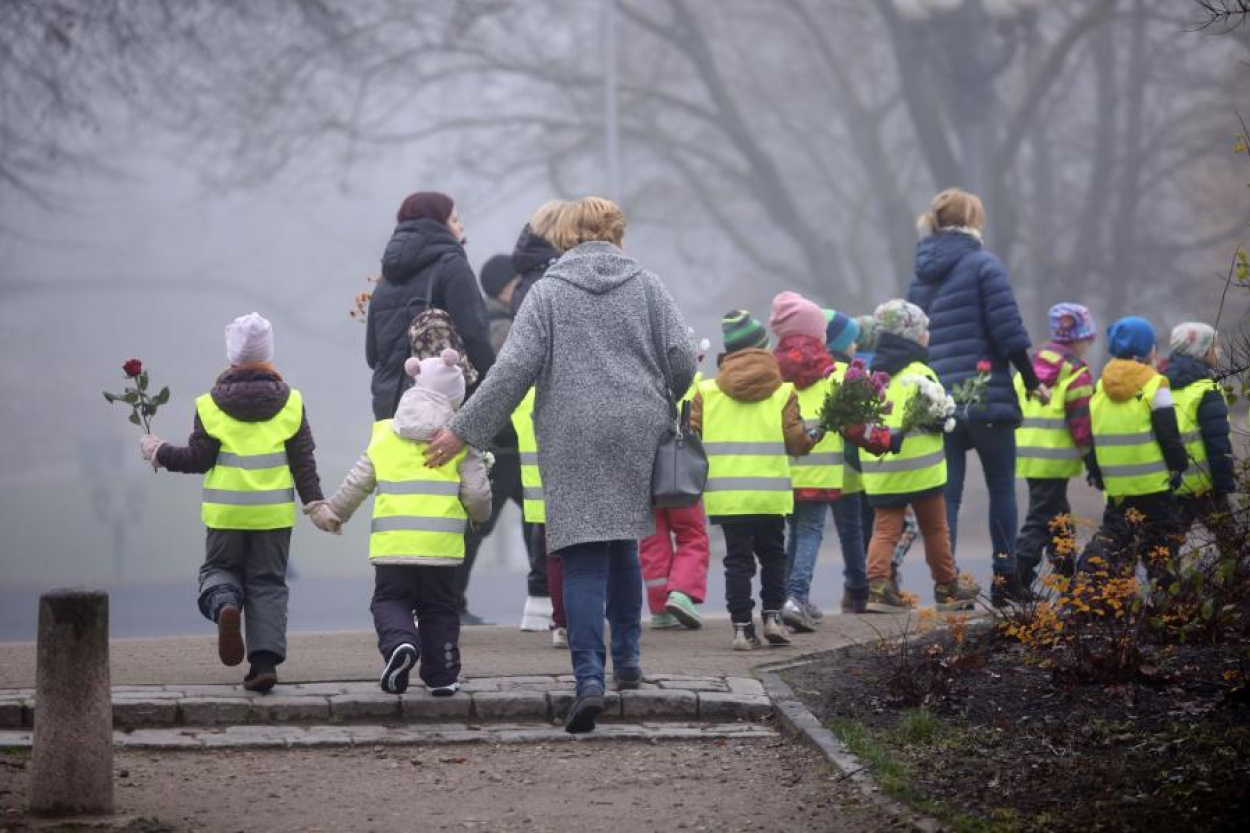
[
  {"left": 103, "top": 358, "right": 169, "bottom": 432},
  {"left": 818, "top": 358, "right": 892, "bottom": 434},
  {"left": 898, "top": 373, "right": 956, "bottom": 434},
  {"left": 949, "top": 359, "right": 992, "bottom": 416},
  {"left": 349, "top": 274, "right": 380, "bottom": 323}
]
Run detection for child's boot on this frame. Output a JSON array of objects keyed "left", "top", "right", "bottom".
[
  {"left": 866, "top": 579, "right": 908, "bottom": 613},
  {"left": 551, "top": 626, "right": 568, "bottom": 648},
  {"left": 519, "top": 595, "right": 553, "bottom": 632},
  {"left": 781, "top": 597, "right": 817, "bottom": 632},
  {"left": 243, "top": 651, "right": 280, "bottom": 694},
  {"left": 761, "top": 610, "right": 793, "bottom": 646},
  {"left": 732, "top": 621, "right": 760, "bottom": 651},
  {"left": 216, "top": 603, "right": 245, "bottom": 667},
  {"left": 840, "top": 593, "right": 867, "bottom": 614},
  {"left": 380, "top": 643, "right": 419, "bottom": 694},
  {"left": 934, "top": 581, "right": 978, "bottom": 612},
  {"left": 650, "top": 612, "right": 680, "bottom": 630},
  {"left": 664, "top": 591, "right": 703, "bottom": 630}
]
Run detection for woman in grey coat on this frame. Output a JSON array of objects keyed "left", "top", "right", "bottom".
[{"left": 424, "top": 197, "right": 696, "bottom": 733}]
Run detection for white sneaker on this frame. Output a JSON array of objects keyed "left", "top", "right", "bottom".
[
  {"left": 520, "top": 595, "right": 554, "bottom": 632},
  {"left": 551, "top": 627, "right": 568, "bottom": 648},
  {"left": 429, "top": 681, "right": 460, "bottom": 697}
]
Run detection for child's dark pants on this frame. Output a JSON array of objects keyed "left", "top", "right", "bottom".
[
  {"left": 198, "top": 528, "right": 291, "bottom": 663},
  {"left": 721, "top": 518, "right": 787, "bottom": 623},
  {"left": 371, "top": 564, "right": 461, "bottom": 688}
]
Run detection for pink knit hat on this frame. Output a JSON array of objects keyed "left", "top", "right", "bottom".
[
  {"left": 404, "top": 349, "right": 466, "bottom": 407},
  {"left": 768, "top": 291, "right": 826, "bottom": 340}
]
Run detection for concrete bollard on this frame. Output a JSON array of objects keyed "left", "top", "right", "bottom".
[{"left": 30, "top": 589, "right": 114, "bottom": 816}]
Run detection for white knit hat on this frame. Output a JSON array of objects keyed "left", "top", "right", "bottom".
[
  {"left": 224, "top": 313, "right": 274, "bottom": 365},
  {"left": 405, "top": 349, "right": 466, "bottom": 406}
]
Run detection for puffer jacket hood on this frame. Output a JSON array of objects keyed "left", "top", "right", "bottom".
[
  {"left": 1100, "top": 358, "right": 1164, "bottom": 403},
  {"left": 915, "top": 231, "right": 982, "bottom": 285},
  {"left": 1165, "top": 352, "right": 1213, "bottom": 390},
  {"left": 869, "top": 332, "right": 930, "bottom": 377},
  {"left": 381, "top": 218, "right": 465, "bottom": 285},
  {"left": 210, "top": 366, "right": 291, "bottom": 422},
  {"left": 392, "top": 387, "right": 455, "bottom": 442},
  {"left": 714, "top": 348, "right": 784, "bottom": 403},
  {"left": 775, "top": 334, "right": 834, "bottom": 390},
  {"left": 543, "top": 241, "right": 641, "bottom": 295}
]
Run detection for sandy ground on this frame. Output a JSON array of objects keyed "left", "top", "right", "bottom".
[{"left": 0, "top": 738, "right": 893, "bottom": 832}]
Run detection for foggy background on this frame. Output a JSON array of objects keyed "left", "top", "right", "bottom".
[{"left": 1, "top": 0, "right": 1247, "bottom": 639}]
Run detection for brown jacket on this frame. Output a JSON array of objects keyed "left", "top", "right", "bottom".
[{"left": 690, "top": 348, "right": 817, "bottom": 458}]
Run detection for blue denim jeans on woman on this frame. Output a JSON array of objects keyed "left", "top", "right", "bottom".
[
  {"left": 943, "top": 420, "right": 1018, "bottom": 576},
  {"left": 785, "top": 498, "right": 869, "bottom": 603},
  {"left": 558, "top": 539, "right": 642, "bottom": 695}
]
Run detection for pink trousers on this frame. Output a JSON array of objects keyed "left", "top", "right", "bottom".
[{"left": 639, "top": 504, "right": 711, "bottom": 614}]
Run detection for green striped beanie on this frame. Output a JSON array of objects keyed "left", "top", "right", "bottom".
[{"left": 722, "top": 309, "right": 769, "bottom": 353}]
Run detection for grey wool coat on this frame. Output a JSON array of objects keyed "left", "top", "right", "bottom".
[{"left": 449, "top": 241, "right": 696, "bottom": 552}]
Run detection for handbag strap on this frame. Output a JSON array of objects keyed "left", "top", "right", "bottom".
[{"left": 641, "top": 276, "right": 679, "bottom": 425}]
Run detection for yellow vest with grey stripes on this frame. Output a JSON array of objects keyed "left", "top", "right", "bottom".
[
  {"left": 197, "top": 390, "right": 303, "bottom": 530},
  {"left": 1173, "top": 378, "right": 1219, "bottom": 497},
  {"left": 367, "top": 420, "right": 467, "bottom": 565},
  {"left": 1013, "top": 354, "right": 1084, "bottom": 479},
  {"left": 790, "top": 372, "right": 844, "bottom": 491},
  {"left": 510, "top": 388, "right": 544, "bottom": 524},
  {"left": 861, "top": 362, "right": 947, "bottom": 498},
  {"left": 1090, "top": 373, "right": 1170, "bottom": 498},
  {"left": 699, "top": 378, "right": 795, "bottom": 517}
]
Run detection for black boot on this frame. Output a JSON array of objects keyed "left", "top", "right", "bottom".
[
  {"left": 991, "top": 571, "right": 1032, "bottom": 608},
  {"left": 243, "top": 651, "right": 280, "bottom": 694}
]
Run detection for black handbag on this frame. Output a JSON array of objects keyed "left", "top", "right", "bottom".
[{"left": 642, "top": 277, "right": 708, "bottom": 508}]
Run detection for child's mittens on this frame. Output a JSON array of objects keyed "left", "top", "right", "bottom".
[
  {"left": 304, "top": 500, "right": 343, "bottom": 535},
  {"left": 139, "top": 434, "right": 165, "bottom": 468},
  {"left": 480, "top": 450, "right": 496, "bottom": 472}
]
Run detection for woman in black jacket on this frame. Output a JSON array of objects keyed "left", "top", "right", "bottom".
[{"left": 366, "top": 192, "right": 495, "bottom": 420}]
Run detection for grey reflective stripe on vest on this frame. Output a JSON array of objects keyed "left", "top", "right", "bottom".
[
  {"left": 704, "top": 476, "right": 792, "bottom": 492},
  {"left": 520, "top": 452, "right": 539, "bottom": 465},
  {"left": 371, "top": 516, "right": 467, "bottom": 534},
  {"left": 1020, "top": 416, "right": 1067, "bottom": 430},
  {"left": 791, "top": 452, "right": 845, "bottom": 466},
  {"left": 862, "top": 449, "right": 945, "bottom": 473},
  {"left": 703, "top": 441, "right": 787, "bottom": 456},
  {"left": 523, "top": 487, "right": 545, "bottom": 502},
  {"left": 645, "top": 577, "right": 669, "bottom": 588},
  {"left": 216, "top": 451, "right": 289, "bottom": 470},
  {"left": 202, "top": 488, "right": 295, "bottom": 506},
  {"left": 1183, "top": 461, "right": 1207, "bottom": 477},
  {"left": 1179, "top": 431, "right": 1201, "bottom": 445},
  {"left": 1017, "top": 447, "right": 1083, "bottom": 460},
  {"left": 377, "top": 480, "right": 461, "bottom": 496},
  {"left": 1095, "top": 431, "right": 1154, "bottom": 447},
  {"left": 1100, "top": 460, "right": 1169, "bottom": 477}
]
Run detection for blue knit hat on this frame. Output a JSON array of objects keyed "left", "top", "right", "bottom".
[
  {"left": 823, "top": 309, "right": 861, "bottom": 355},
  {"left": 722, "top": 309, "right": 769, "bottom": 353},
  {"left": 1106, "top": 316, "right": 1156, "bottom": 360}
]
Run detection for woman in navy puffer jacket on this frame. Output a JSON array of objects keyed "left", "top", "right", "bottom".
[{"left": 906, "top": 189, "right": 1042, "bottom": 604}]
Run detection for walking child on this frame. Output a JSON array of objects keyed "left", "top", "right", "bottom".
[
  {"left": 690, "top": 310, "right": 819, "bottom": 650},
  {"left": 139, "top": 313, "right": 323, "bottom": 692},
  {"left": 319, "top": 350, "right": 491, "bottom": 695},
  {"left": 1014, "top": 303, "right": 1097, "bottom": 585}
]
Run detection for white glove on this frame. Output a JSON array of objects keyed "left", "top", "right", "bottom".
[
  {"left": 140, "top": 434, "right": 165, "bottom": 467},
  {"left": 480, "top": 450, "right": 496, "bottom": 472},
  {"left": 304, "top": 501, "right": 342, "bottom": 534}
]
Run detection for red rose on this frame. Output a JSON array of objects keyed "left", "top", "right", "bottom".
[
  {"left": 123, "top": 359, "right": 143, "bottom": 378},
  {"left": 976, "top": 360, "right": 992, "bottom": 374}
]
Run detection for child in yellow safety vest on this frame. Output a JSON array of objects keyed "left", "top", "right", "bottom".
[
  {"left": 1013, "top": 303, "right": 1097, "bottom": 587},
  {"left": 1164, "top": 322, "right": 1235, "bottom": 533},
  {"left": 690, "top": 310, "right": 819, "bottom": 650},
  {"left": 1079, "top": 318, "right": 1189, "bottom": 581},
  {"left": 320, "top": 350, "right": 492, "bottom": 695},
  {"left": 138, "top": 313, "right": 325, "bottom": 693}
]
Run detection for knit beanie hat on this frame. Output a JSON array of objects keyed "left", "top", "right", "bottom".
[
  {"left": 479, "top": 254, "right": 515, "bottom": 299},
  {"left": 1106, "top": 316, "right": 1156, "bottom": 360},
  {"left": 722, "top": 310, "right": 769, "bottom": 353},
  {"left": 768, "top": 291, "right": 826, "bottom": 340},
  {"left": 397, "top": 191, "right": 454, "bottom": 224},
  {"left": 404, "top": 349, "right": 466, "bottom": 407},
  {"left": 225, "top": 312, "right": 274, "bottom": 365},
  {"left": 855, "top": 314, "right": 880, "bottom": 352},
  {"left": 823, "top": 309, "right": 861, "bottom": 355},
  {"left": 1048, "top": 302, "right": 1096, "bottom": 344},
  {"left": 874, "top": 300, "right": 929, "bottom": 344},
  {"left": 1169, "top": 322, "right": 1217, "bottom": 361}
]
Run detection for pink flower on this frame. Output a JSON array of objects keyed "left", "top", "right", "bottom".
[
  {"left": 976, "top": 359, "right": 992, "bottom": 374},
  {"left": 850, "top": 357, "right": 866, "bottom": 369},
  {"left": 845, "top": 366, "right": 866, "bottom": 382},
  {"left": 123, "top": 359, "right": 143, "bottom": 378}
]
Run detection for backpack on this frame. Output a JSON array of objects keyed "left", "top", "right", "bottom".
[{"left": 392, "top": 256, "right": 480, "bottom": 408}]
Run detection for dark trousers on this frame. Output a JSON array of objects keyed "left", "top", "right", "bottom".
[
  {"left": 371, "top": 564, "right": 461, "bottom": 688},
  {"left": 457, "top": 449, "right": 546, "bottom": 609},
  {"left": 945, "top": 420, "right": 1019, "bottom": 575},
  {"left": 1017, "top": 478, "right": 1073, "bottom": 584},
  {"left": 198, "top": 528, "right": 291, "bottom": 662},
  {"left": 721, "top": 517, "right": 787, "bottom": 623},
  {"left": 1178, "top": 493, "right": 1227, "bottom": 535},
  {"left": 1078, "top": 492, "right": 1184, "bottom": 583}
]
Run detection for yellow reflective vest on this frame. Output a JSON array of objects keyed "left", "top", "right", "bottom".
[
  {"left": 1173, "top": 378, "right": 1218, "bottom": 497},
  {"left": 861, "top": 362, "right": 947, "bottom": 498},
  {"left": 790, "top": 373, "right": 844, "bottom": 492},
  {"left": 1090, "top": 373, "right": 1171, "bottom": 498},
  {"left": 699, "top": 378, "right": 795, "bottom": 517},
  {"left": 198, "top": 390, "right": 303, "bottom": 530},
  {"left": 1014, "top": 352, "right": 1084, "bottom": 480},
  {"left": 367, "top": 420, "right": 467, "bottom": 565},
  {"left": 510, "top": 388, "right": 545, "bottom": 524},
  {"left": 681, "top": 372, "right": 704, "bottom": 405}
]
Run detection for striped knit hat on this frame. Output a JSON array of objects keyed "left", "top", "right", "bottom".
[
  {"left": 823, "top": 309, "right": 861, "bottom": 355},
  {"left": 721, "top": 309, "right": 769, "bottom": 353}
]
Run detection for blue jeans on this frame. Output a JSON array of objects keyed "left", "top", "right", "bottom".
[
  {"left": 558, "top": 539, "right": 642, "bottom": 695},
  {"left": 785, "top": 499, "right": 870, "bottom": 603},
  {"left": 944, "top": 420, "right": 1018, "bottom": 575},
  {"left": 830, "top": 494, "right": 869, "bottom": 601}
]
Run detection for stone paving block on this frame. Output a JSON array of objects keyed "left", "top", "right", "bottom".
[
  {"left": 113, "top": 685, "right": 165, "bottom": 693},
  {"left": 471, "top": 691, "right": 549, "bottom": 721},
  {"left": 290, "top": 725, "right": 358, "bottom": 748},
  {"left": 458, "top": 680, "right": 501, "bottom": 693},
  {"left": 697, "top": 692, "right": 773, "bottom": 722},
  {"left": 648, "top": 674, "right": 721, "bottom": 683},
  {"left": 344, "top": 725, "right": 392, "bottom": 746},
  {"left": 335, "top": 681, "right": 386, "bottom": 696},
  {"left": 169, "top": 685, "right": 243, "bottom": 697},
  {"left": 179, "top": 697, "right": 259, "bottom": 725},
  {"left": 547, "top": 690, "right": 621, "bottom": 721},
  {"left": 478, "top": 676, "right": 557, "bottom": 691},
  {"left": 257, "top": 696, "right": 331, "bottom": 722},
  {"left": 400, "top": 691, "right": 473, "bottom": 721},
  {"left": 620, "top": 689, "right": 698, "bottom": 720},
  {"left": 726, "top": 677, "right": 766, "bottom": 696},
  {"left": 113, "top": 690, "right": 182, "bottom": 700},
  {"left": 113, "top": 698, "right": 179, "bottom": 727},
  {"left": 656, "top": 679, "right": 728, "bottom": 692},
  {"left": 115, "top": 729, "right": 202, "bottom": 749},
  {"left": 329, "top": 693, "right": 400, "bottom": 721},
  {"left": 0, "top": 700, "right": 23, "bottom": 729},
  {"left": 202, "top": 726, "right": 289, "bottom": 749},
  {"left": 281, "top": 683, "right": 354, "bottom": 696}
]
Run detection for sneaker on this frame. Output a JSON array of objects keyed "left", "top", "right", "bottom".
[
  {"left": 781, "top": 598, "right": 817, "bottom": 633},
  {"left": 761, "top": 610, "right": 793, "bottom": 646},
  {"left": 935, "top": 581, "right": 978, "bottom": 612},
  {"left": 519, "top": 595, "right": 554, "bottom": 632},
  {"left": 866, "top": 579, "right": 909, "bottom": 614},
  {"left": 459, "top": 609, "right": 492, "bottom": 626},
  {"left": 840, "top": 594, "right": 867, "bottom": 614},
  {"left": 732, "top": 621, "right": 761, "bottom": 651},
  {"left": 380, "top": 643, "right": 418, "bottom": 694},
  {"left": 551, "top": 627, "right": 568, "bottom": 648},
  {"left": 613, "top": 666, "right": 644, "bottom": 691},
  {"left": 564, "top": 688, "right": 605, "bottom": 734},
  {"left": 242, "top": 652, "right": 279, "bottom": 694},
  {"left": 650, "top": 613, "right": 681, "bottom": 630},
  {"left": 429, "top": 681, "right": 461, "bottom": 698},
  {"left": 804, "top": 600, "right": 825, "bottom": 622},
  {"left": 216, "top": 603, "right": 245, "bottom": 667},
  {"left": 664, "top": 591, "right": 703, "bottom": 630}
]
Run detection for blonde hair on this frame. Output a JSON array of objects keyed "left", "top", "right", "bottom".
[
  {"left": 917, "top": 188, "right": 986, "bottom": 238},
  {"left": 547, "top": 196, "right": 627, "bottom": 251},
  {"left": 529, "top": 200, "right": 567, "bottom": 241}
]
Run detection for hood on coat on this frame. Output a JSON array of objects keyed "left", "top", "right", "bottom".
[
  {"left": 868, "top": 332, "right": 930, "bottom": 377},
  {"left": 714, "top": 348, "right": 784, "bottom": 403},
  {"left": 1034, "top": 341, "right": 1084, "bottom": 387},
  {"left": 211, "top": 367, "right": 291, "bottom": 422},
  {"left": 1100, "top": 358, "right": 1164, "bottom": 403},
  {"left": 1165, "top": 352, "right": 1214, "bottom": 390},
  {"left": 381, "top": 218, "right": 465, "bottom": 286},
  {"left": 543, "top": 241, "right": 642, "bottom": 295},
  {"left": 512, "top": 225, "right": 562, "bottom": 280},
  {"left": 392, "top": 387, "right": 456, "bottom": 442},
  {"left": 914, "top": 230, "right": 983, "bottom": 285},
  {"left": 774, "top": 334, "right": 834, "bottom": 390}
]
